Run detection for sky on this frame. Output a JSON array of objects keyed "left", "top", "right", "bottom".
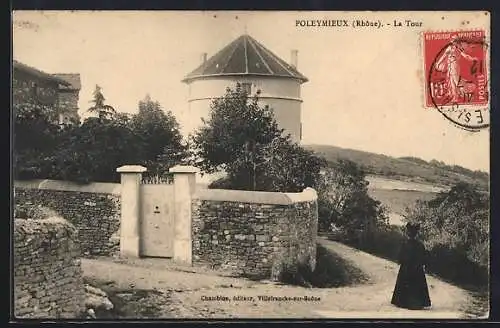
[{"left": 12, "top": 11, "right": 490, "bottom": 172}]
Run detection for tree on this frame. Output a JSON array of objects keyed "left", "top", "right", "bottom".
[
  {"left": 130, "top": 95, "right": 188, "bottom": 177},
  {"left": 51, "top": 116, "right": 143, "bottom": 183},
  {"left": 192, "top": 84, "right": 324, "bottom": 192},
  {"left": 253, "top": 136, "right": 326, "bottom": 192},
  {"left": 317, "top": 159, "right": 388, "bottom": 239},
  {"left": 88, "top": 85, "right": 116, "bottom": 121},
  {"left": 13, "top": 97, "right": 62, "bottom": 179},
  {"left": 191, "top": 84, "right": 282, "bottom": 175}
]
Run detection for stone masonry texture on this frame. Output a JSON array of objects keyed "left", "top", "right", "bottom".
[
  {"left": 191, "top": 199, "right": 318, "bottom": 280},
  {"left": 14, "top": 212, "right": 85, "bottom": 319},
  {"left": 15, "top": 188, "right": 120, "bottom": 257}
]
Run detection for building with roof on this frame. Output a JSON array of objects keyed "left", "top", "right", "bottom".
[
  {"left": 182, "top": 34, "right": 308, "bottom": 143},
  {"left": 13, "top": 60, "right": 81, "bottom": 125},
  {"left": 52, "top": 73, "right": 81, "bottom": 125}
]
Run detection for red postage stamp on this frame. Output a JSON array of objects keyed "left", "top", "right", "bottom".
[{"left": 423, "top": 30, "right": 489, "bottom": 130}]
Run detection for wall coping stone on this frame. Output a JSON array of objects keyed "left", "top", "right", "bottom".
[
  {"left": 169, "top": 165, "right": 200, "bottom": 174},
  {"left": 194, "top": 187, "right": 317, "bottom": 205},
  {"left": 116, "top": 165, "right": 147, "bottom": 173},
  {"left": 14, "top": 179, "right": 121, "bottom": 195},
  {"left": 286, "top": 187, "right": 318, "bottom": 203}
]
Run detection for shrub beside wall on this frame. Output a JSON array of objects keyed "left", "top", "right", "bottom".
[
  {"left": 341, "top": 225, "right": 489, "bottom": 289},
  {"left": 14, "top": 212, "right": 85, "bottom": 318},
  {"left": 191, "top": 188, "right": 318, "bottom": 280},
  {"left": 14, "top": 180, "right": 121, "bottom": 256}
]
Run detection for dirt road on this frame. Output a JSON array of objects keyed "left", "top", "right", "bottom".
[{"left": 81, "top": 237, "right": 483, "bottom": 319}]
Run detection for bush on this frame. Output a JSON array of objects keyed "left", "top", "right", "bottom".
[
  {"left": 346, "top": 225, "right": 405, "bottom": 263},
  {"left": 336, "top": 205, "right": 489, "bottom": 290},
  {"left": 49, "top": 118, "right": 143, "bottom": 183},
  {"left": 317, "top": 159, "right": 388, "bottom": 237},
  {"left": 208, "top": 177, "right": 236, "bottom": 190},
  {"left": 405, "top": 182, "right": 489, "bottom": 268},
  {"left": 426, "top": 244, "right": 488, "bottom": 288},
  {"left": 14, "top": 88, "right": 188, "bottom": 184}
]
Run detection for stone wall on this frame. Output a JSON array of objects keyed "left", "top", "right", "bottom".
[
  {"left": 14, "top": 210, "right": 85, "bottom": 319},
  {"left": 191, "top": 188, "right": 318, "bottom": 280},
  {"left": 14, "top": 180, "right": 121, "bottom": 257}
]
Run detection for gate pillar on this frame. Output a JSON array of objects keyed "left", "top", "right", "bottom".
[
  {"left": 170, "top": 165, "right": 199, "bottom": 265},
  {"left": 117, "top": 165, "right": 147, "bottom": 258}
]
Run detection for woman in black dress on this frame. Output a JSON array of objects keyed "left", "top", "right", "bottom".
[{"left": 391, "top": 223, "right": 431, "bottom": 310}]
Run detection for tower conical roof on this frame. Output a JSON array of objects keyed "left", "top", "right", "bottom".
[{"left": 182, "top": 34, "right": 308, "bottom": 83}]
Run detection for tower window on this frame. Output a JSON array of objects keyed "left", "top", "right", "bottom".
[{"left": 241, "top": 82, "right": 252, "bottom": 94}]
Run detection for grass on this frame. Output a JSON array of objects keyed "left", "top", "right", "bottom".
[{"left": 367, "top": 189, "right": 437, "bottom": 215}]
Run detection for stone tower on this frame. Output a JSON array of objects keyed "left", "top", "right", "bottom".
[{"left": 182, "top": 34, "right": 308, "bottom": 143}]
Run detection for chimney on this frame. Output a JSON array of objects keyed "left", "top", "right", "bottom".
[
  {"left": 290, "top": 49, "right": 298, "bottom": 68},
  {"left": 201, "top": 52, "right": 207, "bottom": 64}
]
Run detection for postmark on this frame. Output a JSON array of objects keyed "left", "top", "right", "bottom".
[{"left": 423, "top": 30, "right": 489, "bottom": 131}]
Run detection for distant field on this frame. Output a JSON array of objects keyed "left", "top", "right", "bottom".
[
  {"left": 368, "top": 188, "right": 437, "bottom": 215},
  {"left": 365, "top": 176, "right": 440, "bottom": 226},
  {"left": 366, "top": 175, "right": 447, "bottom": 193},
  {"left": 305, "top": 144, "right": 488, "bottom": 190}
]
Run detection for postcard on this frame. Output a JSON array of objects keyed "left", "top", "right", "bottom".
[{"left": 12, "top": 11, "right": 490, "bottom": 320}]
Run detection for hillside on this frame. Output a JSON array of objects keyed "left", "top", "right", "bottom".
[{"left": 304, "top": 144, "right": 489, "bottom": 190}]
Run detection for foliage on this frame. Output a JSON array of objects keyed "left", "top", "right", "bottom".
[
  {"left": 331, "top": 182, "right": 489, "bottom": 288},
  {"left": 216, "top": 135, "right": 326, "bottom": 192},
  {"left": 130, "top": 95, "right": 188, "bottom": 177},
  {"left": 13, "top": 99, "right": 61, "bottom": 179},
  {"left": 404, "top": 182, "right": 489, "bottom": 268},
  {"left": 339, "top": 181, "right": 490, "bottom": 288},
  {"left": 14, "top": 86, "right": 188, "bottom": 183},
  {"left": 191, "top": 84, "right": 282, "bottom": 174},
  {"left": 88, "top": 85, "right": 116, "bottom": 121},
  {"left": 193, "top": 83, "right": 324, "bottom": 192},
  {"left": 50, "top": 117, "right": 143, "bottom": 183},
  {"left": 317, "top": 159, "right": 388, "bottom": 239}
]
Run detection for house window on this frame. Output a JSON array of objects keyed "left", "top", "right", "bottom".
[{"left": 241, "top": 82, "right": 252, "bottom": 95}]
